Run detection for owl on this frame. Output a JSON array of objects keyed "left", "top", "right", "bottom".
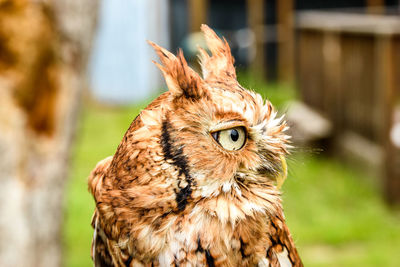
[{"left": 88, "top": 25, "right": 302, "bottom": 267}]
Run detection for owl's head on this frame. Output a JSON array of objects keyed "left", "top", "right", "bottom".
[{"left": 113, "top": 25, "right": 290, "bottom": 222}]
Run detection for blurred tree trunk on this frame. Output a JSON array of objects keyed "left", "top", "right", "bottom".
[{"left": 0, "top": 0, "right": 98, "bottom": 266}]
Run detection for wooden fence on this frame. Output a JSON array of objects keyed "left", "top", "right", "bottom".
[{"left": 297, "top": 11, "right": 400, "bottom": 203}]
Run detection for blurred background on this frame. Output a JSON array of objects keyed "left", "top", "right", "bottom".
[{"left": 1, "top": 0, "right": 400, "bottom": 266}]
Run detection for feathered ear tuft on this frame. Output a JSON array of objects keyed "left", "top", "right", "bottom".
[
  {"left": 199, "top": 24, "right": 236, "bottom": 80},
  {"left": 148, "top": 41, "right": 206, "bottom": 99}
]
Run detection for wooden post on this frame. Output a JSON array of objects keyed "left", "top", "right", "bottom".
[
  {"left": 322, "top": 31, "right": 342, "bottom": 127},
  {"left": 189, "top": 0, "right": 208, "bottom": 32},
  {"left": 247, "top": 0, "right": 265, "bottom": 78},
  {"left": 277, "top": 0, "right": 294, "bottom": 84},
  {"left": 366, "top": 0, "right": 385, "bottom": 14},
  {"left": 376, "top": 34, "right": 400, "bottom": 203}
]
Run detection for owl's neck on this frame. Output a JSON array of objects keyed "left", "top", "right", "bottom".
[{"left": 191, "top": 181, "right": 282, "bottom": 226}]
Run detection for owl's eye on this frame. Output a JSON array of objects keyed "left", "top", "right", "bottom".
[{"left": 211, "top": 127, "right": 246, "bottom": 151}]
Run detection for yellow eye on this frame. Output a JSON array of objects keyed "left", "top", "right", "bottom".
[{"left": 211, "top": 127, "right": 246, "bottom": 151}]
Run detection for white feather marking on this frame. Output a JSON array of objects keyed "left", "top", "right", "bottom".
[
  {"left": 92, "top": 215, "right": 98, "bottom": 266},
  {"left": 242, "top": 201, "right": 266, "bottom": 214},
  {"left": 140, "top": 109, "right": 159, "bottom": 126},
  {"left": 277, "top": 248, "right": 292, "bottom": 267},
  {"left": 215, "top": 197, "right": 229, "bottom": 224},
  {"left": 137, "top": 225, "right": 152, "bottom": 240},
  {"left": 222, "top": 181, "right": 232, "bottom": 193},
  {"left": 158, "top": 250, "right": 174, "bottom": 266},
  {"left": 233, "top": 182, "right": 242, "bottom": 196},
  {"left": 199, "top": 180, "right": 221, "bottom": 198},
  {"left": 258, "top": 258, "right": 270, "bottom": 267},
  {"left": 227, "top": 202, "right": 245, "bottom": 224}
]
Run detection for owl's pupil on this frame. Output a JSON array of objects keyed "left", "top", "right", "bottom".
[{"left": 230, "top": 129, "right": 239, "bottom": 142}]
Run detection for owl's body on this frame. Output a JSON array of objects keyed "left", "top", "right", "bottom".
[{"left": 89, "top": 25, "right": 302, "bottom": 267}]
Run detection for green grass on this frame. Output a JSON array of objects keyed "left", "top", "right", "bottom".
[
  {"left": 64, "top": 80, "right": 400, "bottom": 266},
  {"left": 284, "top": 154, "right": 400, "bottom": 266},
  {"left": 63, "top": 103, "right": 146, "bottom": 267}
]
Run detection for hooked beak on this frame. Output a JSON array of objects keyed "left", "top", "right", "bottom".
[{"left": 276, "top": 155, "right": 287, "bottom": 190}]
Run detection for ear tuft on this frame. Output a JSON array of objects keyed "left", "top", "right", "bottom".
[
  {"left": 199, "top": 24, "right": 236, "bottom": 80},
  {"left": 148, "top": 41, "right": 206, "bottom": 99}
]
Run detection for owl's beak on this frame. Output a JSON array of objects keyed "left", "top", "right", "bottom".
[{"left": 276, "top": 155, "right": 287, "bottom": 190}]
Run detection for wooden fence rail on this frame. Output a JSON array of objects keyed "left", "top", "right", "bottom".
[{"left": 297, "top": 11, "right": 400, "bottom": 203}]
